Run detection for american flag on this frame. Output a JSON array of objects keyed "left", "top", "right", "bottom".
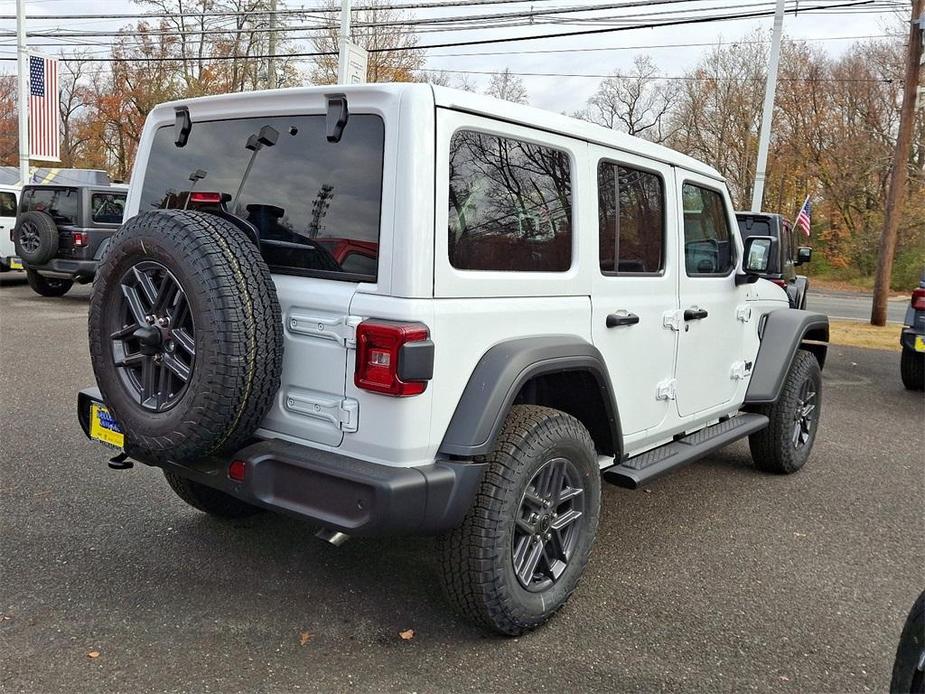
[
  {"left": 29, "top": 54, "right": 60, "bottom": 162},
  {"left": 795, "top": 196, "right": 811, "bottom": 237}
]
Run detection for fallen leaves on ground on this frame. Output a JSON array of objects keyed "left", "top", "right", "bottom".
[
  {"left": 299, "top": 631, "right": 312, "bottom": 647},
  {"left": 87, "top": 651, "right": 100, "bottom": 659},
  {"left": 399, "top": 629, "right": 415, "bottom": 641}
]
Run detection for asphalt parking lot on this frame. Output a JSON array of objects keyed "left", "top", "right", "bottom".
[{"left": 1, "top": 275, "right": 921, "bottom": 694}]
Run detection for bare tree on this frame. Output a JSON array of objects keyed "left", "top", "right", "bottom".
[
  {"left": 578, "top": 55, "right": 678, "bottom": 143},
  {"left": 485, "top": 68, "right": 528, "bottom": 104},
  {"left": 309, "top": 0, "right": 424, "bottom": 84}
]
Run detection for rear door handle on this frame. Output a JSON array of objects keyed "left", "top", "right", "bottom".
[
  {"left": 683, "top": 308, "right": 709, "bottom": 321},
  {"left": 606, "top": 312, "right": 640, "bottom": 328}
]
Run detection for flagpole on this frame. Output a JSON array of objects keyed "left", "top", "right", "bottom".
[{"left": 16, "top": 0, "right": 29, "bottom": 186}]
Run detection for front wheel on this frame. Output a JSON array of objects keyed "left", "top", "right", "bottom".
[
  {"left": 749, "top": 349, "right": 822, "bottom": 474},
  {"left": 26, "top": 269, "right": 72, "bottom": 297},
  {"left": 437, "top": 405, "right": 601, "bottom": 635}
]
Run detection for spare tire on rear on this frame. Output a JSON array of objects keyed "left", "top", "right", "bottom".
[
  {"left": 15, "top": 210, "right": 59, "bottom": 265},
  {"left": 88, "top": 210, "right": 283, "bottom": 463}
]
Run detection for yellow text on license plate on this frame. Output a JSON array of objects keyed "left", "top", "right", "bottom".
[
  {"left": 9, "top": 258, "right": 22, "bottom": 270},
  {"left": 90, "top": 403, "right": 124, "bottom": 448},
  {"left": 915, "top": 336, "right": 925, "bottom": 353}
]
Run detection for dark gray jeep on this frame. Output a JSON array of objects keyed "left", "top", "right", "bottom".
[
  {"left": 736, "top": 211, "right": 813, "bottom": 309},
  {"left": 13, "top": 184, "right": 126, "bottom": 297}
]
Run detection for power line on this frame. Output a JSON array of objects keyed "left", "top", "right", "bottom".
[
  {"left": 419, "top": 67, "right": 897, "bottom": 81},
  {"left": 0, "top": 0, "right": 893, "bottom": 62}
]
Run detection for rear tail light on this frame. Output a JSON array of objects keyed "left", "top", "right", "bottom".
[
  {"left": 72, "top": 231, "right": 89, "bottom": 247},
  {"left": 355, "top": 320, "right": 431, "bottom": 396},
  {"left": 770, "top": 278, "right": 788, "bottom": 289},
  {"left": 912, "top": 288, "right": 925, "bottom": 311}
]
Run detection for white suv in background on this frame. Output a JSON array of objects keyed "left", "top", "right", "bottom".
[
  {"left": 78, "top": 84, "right": 829, "bottom": 635},
  {"left": 0, "top": 183, "right": 21, "bottom": 272}
]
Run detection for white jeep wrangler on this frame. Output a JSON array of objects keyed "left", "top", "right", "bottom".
[{"left": 78, "top": 84, "right": 829, "bottom": 635}]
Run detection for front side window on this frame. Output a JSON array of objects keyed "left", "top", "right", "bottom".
[
  {"left": 598, "top": 162, "right": 664, "bottom": 274},
  {"left": 139, "top": 114, "right": 385, "bottom": 281},
  {"left": 91, "top": 193, "right": 126, "bottom": 224},
  {"left": 448, "top": 130, "right": 572, "bottom": 272},
  {"left": 0, "top": 192, "right": 16, "bottom": 217},
  {"left": 682, "top": 183, "right": 734, "bottom": 276},
  {"left": 23, "top": 187, "right": 78, "bottom": 226}
]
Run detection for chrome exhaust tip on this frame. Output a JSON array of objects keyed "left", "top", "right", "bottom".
[{"left": 315, "top": 528, "right": 350, "bottom": 546}]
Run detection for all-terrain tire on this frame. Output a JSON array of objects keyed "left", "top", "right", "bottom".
[
  {"left": 749, "top": 349, "right": 822, "bottom": 474},
  {"left": 890, "top": 591, "right": 925, "bottom": 694},
  {"left": 25, "top": 268, "right": 72, "bottom": 297},
  {"left": 163, "top": 471, "right": 263, "bottom": 519},
  {"left": 88, "top": 210, "right": 283, "bottom": 464},
  {"left": 900, "top": 346, "right": 924, "bottom": 391},
  {"left": 14, "top": 210, "right": 59, "bottom": 265},
  {"left": 437, "top": 405, "right": 601, "bottom": 636}
]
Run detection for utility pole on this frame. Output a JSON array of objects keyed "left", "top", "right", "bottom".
[
  {"left": 336, "top": 0, "right": 351, "bottom": 84},
  {"left": 267, "top": 0, "right": 278, "bottom": 89},
  {"left": 16, "top": 0, "right": 29, "bottom": 186},
  {"left": 871, "top": 0, "right": 924, "bottom": 326},
  {"left": 750, "top": 0, "right": 786, "bottom": 212}
]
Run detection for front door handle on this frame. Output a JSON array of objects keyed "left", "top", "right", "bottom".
[
  {"left": 683, "top": 308, "right": 709, "bottom": 321},
  {"left": 606, "top": 312, "right": 640, "bottom": 328}
]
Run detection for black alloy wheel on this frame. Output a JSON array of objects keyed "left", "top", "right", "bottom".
[
  {"left": 110, "top": 260, "right": 195, "bottom": 412},
  {"left": 791, "top": 378, "right": 817, "bottom": 449},
  {"left": 17, "top": 219, "right": 41, "bottom": 256},
  {"left": 512, "top": 457, "right": 586, "bottom": 592}
]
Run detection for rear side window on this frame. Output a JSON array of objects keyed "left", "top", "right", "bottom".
[
  {"left": 0, "top": 192, "right": 15, "bottom": 217},
  {"left": 22, "top": 187, "right": 78, "bottom": 225},
  {"left": 448, "top": 130, "right": 572, "bottom": 272},
  {"left": 140, "top": 114, "right": 385, "bottom": 281},
  {"left": 597, "top": 162, "right": 664, "bottom": 274},
  {"left": 682, "top": 183, "right": 734, "bottom": 276},
  {"left": 91, "top": 193, "right": 126, "bottom": 224}
]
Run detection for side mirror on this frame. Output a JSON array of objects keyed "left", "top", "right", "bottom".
[
  {"left": 743, "top": 235, "right": 774, "bottom": 274},
  {"left": 796, "top": 246, "right": 812, "bottom": 265}
]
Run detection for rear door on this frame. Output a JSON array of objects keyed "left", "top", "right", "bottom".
[
  {"left": 135, "top": 111, "right": 387, "bottom": 447},
  {"left": 0, "top": 188, "right": 17, "bottom": 259},
  {"left": 590, "top": 147, "right": 678, "bottom": 441},
  {"left": 674, "top": 171, "right": 749, "bottom": 418}
]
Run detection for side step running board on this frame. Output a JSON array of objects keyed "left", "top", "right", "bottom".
[{"left": 603, "top": 413, "right": 769, "bottom": 489}]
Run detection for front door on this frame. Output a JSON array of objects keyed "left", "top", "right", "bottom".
[
  {"left": 674, "top": 171, "right": 748, "bottom": 418},
  {"left": 590, "top": 149, "right": 677, "bottom": 440}
]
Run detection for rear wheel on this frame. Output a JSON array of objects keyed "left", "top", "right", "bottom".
[
  {"left": 26, "top": 269, "right": 72, "bottom": 297},
  {"left": 437, "top": 405, "right": 601, "bottom": 635},
  {"left": 749, "top": 350, "right": 822, "bottom": 474},
  {"left": 164, "top": 472, "right": 262, "bottom": 519},
  {"left": 900, "top": 346, "right": 924, "bottom": 391}
]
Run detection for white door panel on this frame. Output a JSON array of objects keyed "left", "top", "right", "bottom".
[
  {"left": 589, "top": 147, "right": 678, "bottom": 438},
  {"left": 674, "top": 171, "right": 749, "bottom": 418}
]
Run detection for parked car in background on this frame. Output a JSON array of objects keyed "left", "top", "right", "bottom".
[
  {"left": 0, "top": 183, "right": 20, "bottom": 272},
  {"left": 900, "top": 271, "right": 925, "bottom": 391},
  {"left": 736, "top": 212, "right": 812, "bottom": 309},
  {"left": 12, "top": 184, "right": 126, "bottom": 297}
]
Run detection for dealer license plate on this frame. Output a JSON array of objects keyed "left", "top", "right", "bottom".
[{"left": 89, "top": 402, "right": 124, "bottom": 449}]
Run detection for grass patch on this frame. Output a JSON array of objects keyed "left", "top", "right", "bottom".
[{"left": 828, "top": 319, "right": 901, "bottom": 352}]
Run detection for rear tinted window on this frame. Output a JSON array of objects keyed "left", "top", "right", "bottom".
[
  {"left": 22, "top": 187, "right": 78, "bottom": 225},
  {"left": 91, "top": 192, "right": 126, "bottom": 224},
  {"left": 139, "top": 114, "right": 385, "bottom": 281},
  {"left": 598, "top": 162, "right": 664, "bottom": 274},
  {"left": 448, "top": 130, "right": 572, "bottom": 272},
  {"left": 0, "top": 191, "right": 15, "bottom": 217}
]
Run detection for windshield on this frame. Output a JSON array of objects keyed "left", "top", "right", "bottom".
[{"left": 139, "top": 114, "right": 385, "bottom": 281}]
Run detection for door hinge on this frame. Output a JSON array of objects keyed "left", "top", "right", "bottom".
[
  {"left": 285, "top": 390, "right": 359, "bottom": 432},
  {"left": 736, "top": 305, "right": 753, "bottom": 322},
  {"left": 656, "top": 378, "right": 677, "bottom": 400},
  {"left": 662, "top": 309, "right": 684, "bottom": 332},
  {"left": 287, "top": 312, "right": 362, "bottom": 348},
  {"left": 730, "top": 360, "right": 753, "bottom": 380}
]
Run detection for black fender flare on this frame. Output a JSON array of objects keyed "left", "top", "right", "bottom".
[
  {"left": 745, "top": 309, "right": 828, "bottom": 404},
  {"left": 438, "top": 336, "right": 622, "bottom": 458}
]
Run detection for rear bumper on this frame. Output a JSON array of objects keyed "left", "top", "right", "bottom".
[
  {"left": 901, "top": 327, "right": 925, "bottom": 352},
  {"left": 77, "top": 388, "right": 485, "bottom": 536},
  {"left": 28, "top": 258, "right": 98, "bottom": 280}
]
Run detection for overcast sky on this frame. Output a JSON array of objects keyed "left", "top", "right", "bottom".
[{"left": 0, "top": 0, "right": 911, "bottom": 111}]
